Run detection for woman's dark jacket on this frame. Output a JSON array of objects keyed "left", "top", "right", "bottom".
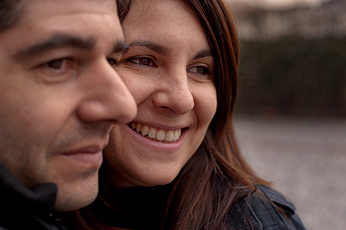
[
  {"left": 77, "top": 182, "right": 306, "bottom": 230},
  {"left": 226, "top": 185, "right": 306, "bottom": 230},
  {"left": 0, "top": 164, "right": 66, "bottom": 230}
]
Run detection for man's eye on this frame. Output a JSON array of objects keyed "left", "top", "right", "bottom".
[
  {"left": 39, "top": 58, "right": 76, "bottom": 81},
  {"left": 44, "top": 59, "right": 67, "bottom": 71}
]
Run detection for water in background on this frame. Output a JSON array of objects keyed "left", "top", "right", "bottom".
[{"left": 228, "top": 1, "right": 346, "bottom": 229}]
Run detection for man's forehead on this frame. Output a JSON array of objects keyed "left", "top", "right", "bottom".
[
  {"left": 21, "top": 0, "right": 118, "bottom": 22},
  {"left": 8, "top": 0, "right": 121, "bottom": 45},
  {"left": 0, "top": 0, "right": 125, "bottom": 64}
]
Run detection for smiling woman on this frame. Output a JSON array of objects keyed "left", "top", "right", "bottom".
[
  {"left": 63, "top": 0, "right": 306, "bottom": 229},
  {"left": 103, "top": 0, "right": 218, "bottom": 189}
]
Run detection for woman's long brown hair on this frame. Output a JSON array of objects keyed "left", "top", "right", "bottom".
[
  {"left": 157, "top": 0, "right": 269, "bottom": 229},
  {"left": 63, "top": 0, "right": 269, "bottom": 229}
]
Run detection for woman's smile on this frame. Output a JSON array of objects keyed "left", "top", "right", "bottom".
[
  {"left": 130, "top": 122, "right": 182, "bottom": 143},
  {"left": 124, "top": 122, "right": 187, "bottom": 153}
]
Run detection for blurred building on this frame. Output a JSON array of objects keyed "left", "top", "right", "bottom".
[{"left": 227, "top": 0, "right": 346, "bottom": 41}]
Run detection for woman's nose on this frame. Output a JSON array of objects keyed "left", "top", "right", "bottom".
[{"left": 152, "top": 71, "right": 194, "bottom": 115}]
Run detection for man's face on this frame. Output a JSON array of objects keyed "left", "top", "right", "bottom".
[{"left": 0, "top": 0, "right": 136, "bottom": 211}]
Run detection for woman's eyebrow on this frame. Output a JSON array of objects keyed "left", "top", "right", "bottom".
[
  {"left": 193, "top": 50, "right": 213, "bottom": 60},
  {"left": 127, "top": 40, "right": 213, "bottom": 60},
  {"left": 128, "top": 40, "right": 169, "bottom": 56}
]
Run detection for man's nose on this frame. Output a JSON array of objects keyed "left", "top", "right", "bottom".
[{"left": 77, "top": 59, "right": 137, "bottom": 123}]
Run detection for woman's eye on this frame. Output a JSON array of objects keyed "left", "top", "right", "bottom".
[
  {"left": 107, "top": 58, "right": 118, "bottom": 67},
  {"left": 188, "top": 66, "right": 211, "bottom": 75},
  {"left": 129, "top": 57, "right": 156, "bottom": 67}
]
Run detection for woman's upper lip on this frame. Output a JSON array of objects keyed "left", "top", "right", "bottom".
[{"left": 131, "top": 120, "right": 188, "bottom": 130}]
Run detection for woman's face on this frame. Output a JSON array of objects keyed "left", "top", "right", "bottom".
[{"left": 104, "top": 0, "right": 217, "bottom": 188}]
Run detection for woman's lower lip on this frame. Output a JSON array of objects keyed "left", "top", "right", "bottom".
[{"left": 126, "top": 125, "right": 185, "bottom": 152}]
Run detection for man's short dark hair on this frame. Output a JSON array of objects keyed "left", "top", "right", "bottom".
[{"left": 0, "top": 0, "right": 22, "bottom": 33}]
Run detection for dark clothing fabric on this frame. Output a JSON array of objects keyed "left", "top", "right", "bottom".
[
  {"left": 75, "top": 185, "right": 165, "bottom": 230},
  {"left": 226, "top": 185, "right": 306, "bottom": 230},
  {"left": 0, "top": 164, "right": 66, "bottom": 230},
  {"left": 77, "top": 182, "right": 305, "bottom": 230}
]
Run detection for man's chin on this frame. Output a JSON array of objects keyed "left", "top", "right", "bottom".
[{"left": 53, "top": 176, "right": 99, "bottom": 211}]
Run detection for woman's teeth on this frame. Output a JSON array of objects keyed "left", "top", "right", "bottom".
[{"left": 130, "top": 122, "right": 181, "bottom": 143}]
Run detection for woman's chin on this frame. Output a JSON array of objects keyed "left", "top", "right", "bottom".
[{"left": 135, "top": 172, "right": 179, "bottom": 187}]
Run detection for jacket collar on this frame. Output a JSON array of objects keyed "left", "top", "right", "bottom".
[{"left": 0, "top": 163, "right": 57, "bottom": 215}]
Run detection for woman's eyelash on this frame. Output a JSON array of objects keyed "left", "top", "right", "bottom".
[
  {"left": 119, "top": 56, "right": 212, "bottom": 79},
  {"left": 126, "top": 56, "right": 156, "bottom": 67},
  {"left": 107, "top": 58, "right": 119, "bottom": 67},
  {"left": 188, "top": 66, "right": 212, "bottom": 75}
]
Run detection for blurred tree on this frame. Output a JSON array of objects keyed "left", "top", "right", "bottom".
[{"left": 236, "top": 37, "right": 346, "bottom": 118}]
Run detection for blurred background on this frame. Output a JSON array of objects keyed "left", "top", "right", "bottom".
[{"left": 226, "top": 0, "right": 346, "bottom": 229}]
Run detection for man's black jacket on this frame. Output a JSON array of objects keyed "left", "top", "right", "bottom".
[{"left": 0, "top": 164, "right": 66, "bottom": 230}]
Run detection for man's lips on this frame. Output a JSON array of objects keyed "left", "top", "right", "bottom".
[{"left": 61, "top": 146, "right": 104, "bottom": 166}]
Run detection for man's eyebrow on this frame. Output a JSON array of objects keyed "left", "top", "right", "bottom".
[
  {"left": 193, "top": 50, "right": 213, "bottom": 60},
  {"left": 128, "top": 40, "right": 169, "bottom": 56},
  {"left": 112, "top": 40, "right": 129, "bottom": 55},
  {"left": 13, "top": 34, "right": 95, "bottom": 59}
]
